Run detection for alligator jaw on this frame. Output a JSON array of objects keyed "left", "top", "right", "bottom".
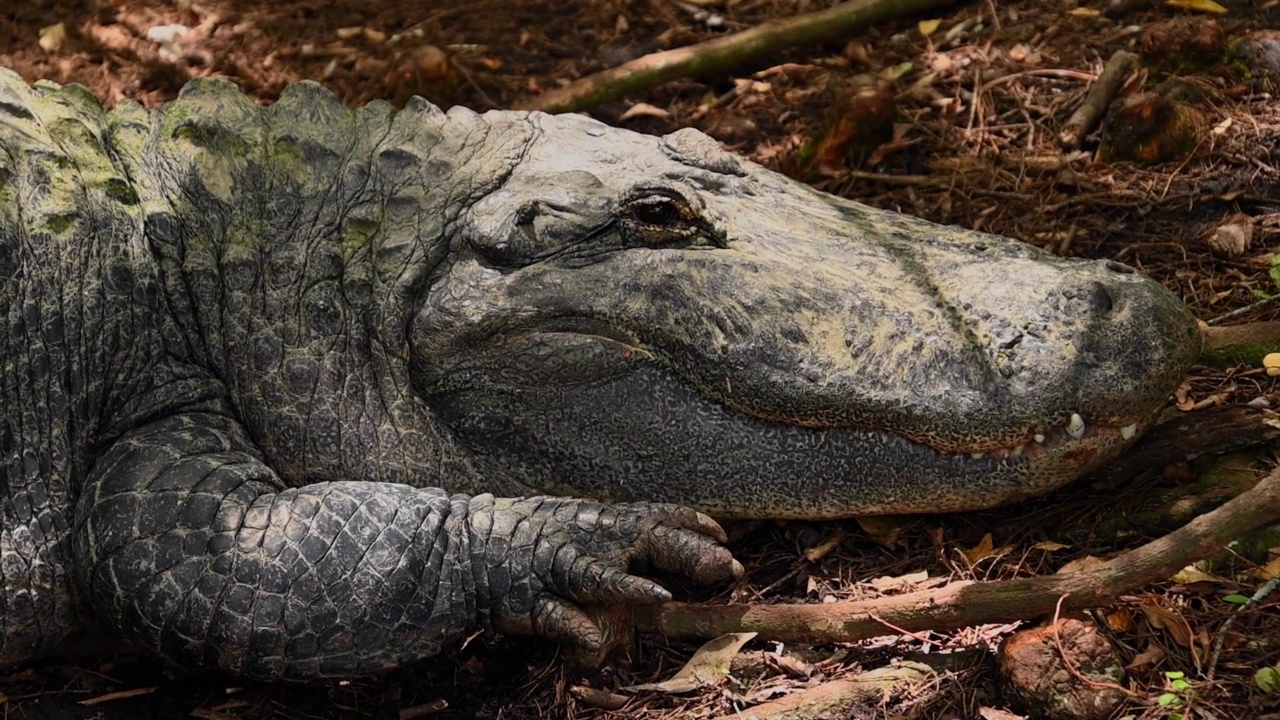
[{"left": 410, "top": 110, "right": 1201, "bottom": 519}]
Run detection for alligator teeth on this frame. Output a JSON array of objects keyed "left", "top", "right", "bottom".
[
  {"left": 1009, "top": 445, "right": 1024, "bottom": 458},
  {"left": 1120, "top": 423, "right": 1138, "bottom": 440},
  {"left": 971, "top": 452, "right": 986, "bottom": 460},
  {"left": 1067, "top": 413, "right": 1086, "bottom": 439},
  {"left": 1033, "top": 433, "right": 1046, "bottom": 444}
]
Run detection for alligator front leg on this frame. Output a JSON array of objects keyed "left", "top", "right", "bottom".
[{"left": 73, "top": 412, "right": 740, "bottom": 682}]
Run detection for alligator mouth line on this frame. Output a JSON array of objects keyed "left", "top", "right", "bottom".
[
  {"left": 489, "top": 322, "right": 1154, "bottom": 464},
  {"left": 958, "top": 413, "right": 1146, "bottom": 464}
]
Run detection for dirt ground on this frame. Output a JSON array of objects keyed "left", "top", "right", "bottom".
[{"left": 1, "top": 0, "right": 1279, "bottom": 718}]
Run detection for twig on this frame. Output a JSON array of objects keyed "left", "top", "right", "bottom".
[
  {"left": 1049, "top": 595, "right": 1139, "bottom": 698},
  {"left": 1206, "top": 293, "right": 1280, "bottom": 325},
  {"left": 1059, "top": 50, "right": 1137, "bottom": 149},
  {"left": 637, "top": 464, "right": 1280, "bottom": 645},
  {"left": 1205, "top": 575, "right": 1280, "bottom": 681},
  {"left": 78, "top": 687, "right": 157, "bottom": 706},
  {"left": 868, "top": 611, "right": 943, "bottom": 647},
  {"left": 517, "top": 0, "right": 961, "bottom": 114}
]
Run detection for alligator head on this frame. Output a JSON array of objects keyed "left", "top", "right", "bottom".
[{"left": 412, "top": 112, "right": 1201, "bottom": 519}]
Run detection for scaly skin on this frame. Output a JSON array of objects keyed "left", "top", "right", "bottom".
[{"left": 0, "top": 69, "right": 1199, "bottom": 680}]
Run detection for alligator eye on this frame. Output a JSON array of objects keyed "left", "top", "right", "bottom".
[
  {"left": 627, "top": 196, "right": 683, "bottom": 226},
  {"left": 618, "top": 189, "right": 723, "bottom": 248}
]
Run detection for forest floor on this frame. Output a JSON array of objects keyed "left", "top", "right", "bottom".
[{"left": 2, "top": 0, "right": 1279, "bottom": 718}]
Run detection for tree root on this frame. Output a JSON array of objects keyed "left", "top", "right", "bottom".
[
  {"left": 634, "top": 462, "right": 1280, "bottom": 645},
  {"left": 516, "top": 0, "right": 960, "bottom": 114}
]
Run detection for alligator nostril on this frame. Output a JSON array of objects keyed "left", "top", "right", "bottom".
[
  {"left": 1088, "top": 281, "right": 1114, "bottom": 313},
  {"left": 1104, "top": 260, "right": 1135, "bottom": 275}
]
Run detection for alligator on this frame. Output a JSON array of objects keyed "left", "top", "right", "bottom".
[{"left": 0, "top": 68, "right": 1201, "bottom": 683}]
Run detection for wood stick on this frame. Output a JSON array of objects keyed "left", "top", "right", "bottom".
[
  {"left": 637, "top": 463, "right": 1280, "bottom": 644},
  {"left": 1201, "top": 321, "right": 1280, "bottom": 367},
  {"left": 1059, "top": 50, "right": 1137, "bottom": 149},
  {"left": 517, "top": 0, "right": 961, "bottom": 114}
]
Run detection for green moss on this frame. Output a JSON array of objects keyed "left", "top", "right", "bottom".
[
  {"left": 43, "top": 212, "right": 76, "bottom": 236},
  {"left": 104, "top": 178, "right": 139, "bottom": 206},
  {"left": 343, "top": 215, "right": 381, "bottom": 258},
  {"left": 1199, "top": 341, "right": 1280, "bottom": 368}
]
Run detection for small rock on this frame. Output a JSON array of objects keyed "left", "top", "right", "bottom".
[
  {"left": 1232, "top": 30, "right": 1280, "bottom": 89},
  {"left": 998, "top": 618, "right": 1126, "bottom": 720},
  {"left": 146, "top": 24, "right": 190, "bottom": 62},
  {"left": 1138, "top": 17, "right": 1225, "bottom": 74},
  {"left": 38, "top": 22, "right": 66, "bottom": 53}
]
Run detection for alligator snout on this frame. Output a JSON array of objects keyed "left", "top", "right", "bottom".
[
  {"left": 1087, "top": 279, "right": 1114, "bottom": 313},
  {"left": 416, "top": 115, "right": 1202, "bottom": 518}
]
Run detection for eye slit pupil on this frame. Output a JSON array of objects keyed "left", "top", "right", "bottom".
[{"left": 632, "top": 198, "right": 680, "bottom": 226}]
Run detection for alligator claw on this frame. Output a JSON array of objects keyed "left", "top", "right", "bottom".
[{"left": 470, "top": 496, "right": 740, "bottom": 651}]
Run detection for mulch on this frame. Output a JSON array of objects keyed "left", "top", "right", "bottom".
[{"left": 2, "top": 0, "right": 1278, "bottom": 718}]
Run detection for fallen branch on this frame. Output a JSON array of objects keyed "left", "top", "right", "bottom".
[
  {"left": 635, "top": 463, "right": 1280, "bottom": 644},
  {"left": 1059, "top": 50, "right": 1137, "bottom": 149},
  {"left": 1200, "top": 320, "right": 1280, "bottom": 367},
  {"left": 516, "top": 0, "right": 961, "bottom": 114}
]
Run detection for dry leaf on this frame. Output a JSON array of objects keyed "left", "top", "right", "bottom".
[
  {"left": 802, "top": 529, "right": 847, "bottom": 563},
  {"left": 918, "top": 19, "right": 942, "bottom": 37},
  {"left": 1165, "top": 0, "right": 1228, "bottom": 13},
  {"left": 1127, "top": 642, "right": 1168, "bottom": 669},
  {"left": 857, "top": 515, "right": 914, "bottom": 548},
  {"left": 964, "top": 533, "right": 996, "bottom": 562},
  {"left": 1171, "top": 565, "right": 1228, "bottom": 585},
  {"left": 1139, "top": 600, "right": 1195, "bottom": 650},
  {"left": 868, "top": 570, "right": 930, "bottom": 591},
  {"left": 1205, "top": 213, "right": 1255, "bottom": 257},
  {"left": 1057, "top": 556, "right": 1107, "bottom": 574},
  {"left": 1106, "top": 606, "right": 1134, "bottom": 632},
  {"left": 618, "top": 103, "right": 671, "bottom": 122},
  {"left": 1033, "top": 540, "right": 1070, "bottom": 552},
  {"left": 978, "top": 707, "right": 1027, "bottom": 720},
  {"left": 622, "top": 633, "right": 757, "bottom": 694},
  {"left": 1258, "top": 555, "right": 1280, "bottom": 580}
]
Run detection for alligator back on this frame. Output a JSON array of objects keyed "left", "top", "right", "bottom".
[{"left": 0, "top": 73, "right": 158, "bottom": 659}]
